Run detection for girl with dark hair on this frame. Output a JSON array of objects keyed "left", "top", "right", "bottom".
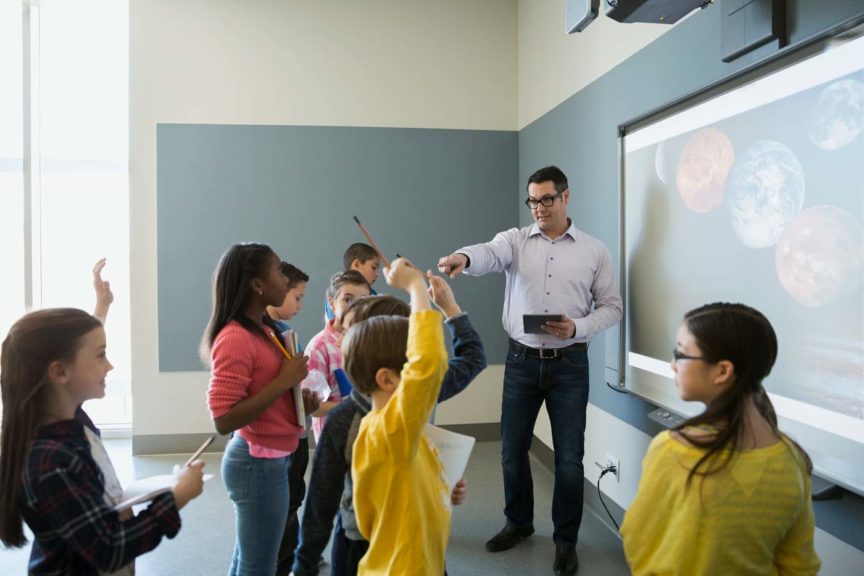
[
  {"left": 202, "top": 243, "right": 319, "bottom": 576},
  {"left": 0, "top": 308, "right": 204, "bottom": 574},
  {"left": 621, "top": 303, "right": 820, "bottom": 575}
]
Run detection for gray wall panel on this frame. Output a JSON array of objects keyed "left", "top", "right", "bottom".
[{"left": 157, "top": 124, "right": 517, "bottom": 371}]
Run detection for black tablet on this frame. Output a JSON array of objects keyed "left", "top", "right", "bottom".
[{"left": 523, "top": 314, "right": 564, "bottom": 334}]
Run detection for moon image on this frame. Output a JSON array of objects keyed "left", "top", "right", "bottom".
[
  {"left": 675, "top": 128, "right": 735, "bottom": 213},
  {"left": 655, "top": 140, "right": 669, "bottom": 184},
  {"left": 807, "top": 78, "right": 864, "bottom": 151},
  {"left": 727, "top": 140, "right": 805, "bottom": 249},
  {"left": 775, "top": 206, "right": 864, "bottom": 308}
]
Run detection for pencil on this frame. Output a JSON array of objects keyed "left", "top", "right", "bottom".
[
  {"left": 353, "top": 215, "right": 391, "bottom": 268},
  {"left": 270, "top": 333, "right": 293, "bottom": 359}
]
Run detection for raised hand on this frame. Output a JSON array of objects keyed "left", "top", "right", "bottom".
[
  {"left": 92, "top": 258, "right": 114, "bottom": 323},
  {"left": 383, "top": 257, "right": 425, "bottom": 291},
  {"left": 426, "top": 270, "right": 461, "bottom": 318}
]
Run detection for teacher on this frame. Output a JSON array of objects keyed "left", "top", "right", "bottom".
[{"left": 438, "top": 165, "right": 622, "bottom": 576}]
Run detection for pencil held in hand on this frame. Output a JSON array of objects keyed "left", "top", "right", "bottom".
[{"left": 183, "top": 435, "right": 215, "bottom": 468}]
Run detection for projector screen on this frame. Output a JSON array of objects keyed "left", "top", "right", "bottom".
[{"left": 621, "top": 30, "right": 864, "bottom": 495}]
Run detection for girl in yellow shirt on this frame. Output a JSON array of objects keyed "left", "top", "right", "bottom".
[{"left": 621, "top": 302, "right": 820, "bottom": 576}]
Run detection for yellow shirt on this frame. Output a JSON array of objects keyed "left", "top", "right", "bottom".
[
  {"left": 352, "top": 310, "right": 451, "bottom": 576},
  {"left": 621, "top": 431, "right": 820, "bottom": 576}
]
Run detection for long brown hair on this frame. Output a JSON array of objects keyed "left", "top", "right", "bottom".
[
  {"left": 674, "top": 302, "right": 812, "bottom": 488},
  {"left": 0, "top": 308, "right": 102, "bottom": 547}
]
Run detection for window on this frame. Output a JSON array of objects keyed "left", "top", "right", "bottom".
[{"left": 2, "top": 1, "right": 131, "bottom": 428}]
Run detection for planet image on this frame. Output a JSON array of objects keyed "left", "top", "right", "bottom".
[
  {"left": 807, "top": 78, "right": 864, "bottom": 151},
  {"left": 675, "top": 127, "right": 735, "bottom": 213},
  {"left": 775, "top": 206, "right": 864, "bottom": 308},
  {"left": 655, "top": 140, "right": 670, "bottom": 184},
  {"left": 727, "top": 140, "right": 805, "bottom": 249}
]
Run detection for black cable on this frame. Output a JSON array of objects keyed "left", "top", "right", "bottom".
[
  {"left": 597, "top": 468, "right": 620, "bottom": 532},
  {"left": 605, "top": 381, "right": 629, "bottom": 394}
]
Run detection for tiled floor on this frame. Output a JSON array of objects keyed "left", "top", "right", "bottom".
[{"left": 0, "top": 439, "right": 630, "bottom": 575}]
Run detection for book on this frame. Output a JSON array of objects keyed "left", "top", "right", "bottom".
[{"left": 113, "top": 473, "right": 214, "bottom": 511}]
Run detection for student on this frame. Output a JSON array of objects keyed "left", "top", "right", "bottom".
[
  {"left": 0, "top": 308, "right": 205, "bottom": 575},
  {"left": 292, "top": 276, "right": 485, "bottom": 576},
  {"left": 324, "top": 243, "right": 380, "bottom": 321},
  {"left": 267, "top": 262, "right": 309, "bottom": 336},
  {"left": 202, "top": 243, "right": 320, "bottom": 576},
  {"left": 304, "top": 270, "right": 371, "bottom": 442},
  {"left": 620, "top": 303, "right": 820, "bottom": 576},
  {"left": 265, "top": 262, "right": 313, "bottom": 576},
  {"left": 345, "top": 258, "right": 451, "bottom": 575}
]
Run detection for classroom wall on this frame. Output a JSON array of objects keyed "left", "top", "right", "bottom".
[
  {"left": 129, "top": 0, "right": 517, "bottom": 442},
  {"left": 517, "top": 0, "right": 864, "bottom": 568}
]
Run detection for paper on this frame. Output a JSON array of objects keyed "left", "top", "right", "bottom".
[
  {"left": 113, "top": 473, "right": 214, "bottom": 511},
  {"left": 424, "top": 424, "right": 476, "bottom": 492}
]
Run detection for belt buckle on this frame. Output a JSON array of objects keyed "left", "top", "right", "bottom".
[{"left": 538, "top": 347, "right": 558, "bottom": 360}]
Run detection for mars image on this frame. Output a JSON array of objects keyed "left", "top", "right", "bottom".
[
  {"left": 675, "top": 127, "right": 735, "bottom": 213},
  {"left": 775, "top": 205, "right": 864, "bottom": 308}
]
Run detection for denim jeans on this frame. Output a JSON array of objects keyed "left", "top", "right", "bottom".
[
  {"left": 223, "top": 435, "right": 293, "bottom": 576},
  {"left": 501, "top": 340, "right": 589, "bottom": 544},
  {"left": 330, "top": 516, "right": 369, "bottom": 576}
]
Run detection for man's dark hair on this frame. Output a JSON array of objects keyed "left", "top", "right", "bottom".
[{"left": 527, "top": 165, "right": 568, "bottom": 193}]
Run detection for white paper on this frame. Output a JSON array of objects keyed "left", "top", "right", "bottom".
[
  {"left": 113, "top": 473, "right": 214, "bottom": 511},
  {"left": 424, "top": 424, "right": 475, "bottom": 492}
]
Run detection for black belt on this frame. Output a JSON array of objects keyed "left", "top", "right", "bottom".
[{"left": 509, "top": 338, "right": 587, "bottom": 360}]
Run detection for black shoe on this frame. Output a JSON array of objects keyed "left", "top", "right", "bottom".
[
  {"left": 553, "top": 543, "right": 578, "bottom": 576},
  {"left": 484, "top": 523, "right": 535, "bottom": 552}
]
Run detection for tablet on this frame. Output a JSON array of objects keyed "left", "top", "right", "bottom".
[{"left": 523, "top": 314, "right": 564, "bottom": 334}]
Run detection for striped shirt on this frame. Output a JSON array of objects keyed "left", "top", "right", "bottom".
[
  {"left": 458, "top": 220, "right": 622, "bottom": 347},
  {"left": 621, "top": 431, "right": 821, "bottom": 575}
]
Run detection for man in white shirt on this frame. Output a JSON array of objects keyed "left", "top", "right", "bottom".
[{"left": 438, "top": 166, "right": 622, "bottom": 576}]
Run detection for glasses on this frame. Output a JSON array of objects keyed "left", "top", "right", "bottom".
[
  {"left": 672, "top": 349, "right": 711, "bottom": 363},
  {"left": 524, "top": 190, "right": 564, "bottom": 210}
]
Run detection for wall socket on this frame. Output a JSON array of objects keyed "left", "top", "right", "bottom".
[{"left": 605, "top": 452, "right": 620, "bottom": 482}]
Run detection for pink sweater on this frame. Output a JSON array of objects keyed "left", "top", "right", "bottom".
[{"left": 207, "top": 321, "right": 303, "bottom": 453}]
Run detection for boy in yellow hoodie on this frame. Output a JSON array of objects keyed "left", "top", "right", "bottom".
[{"left": 343, "top": 257, "right": 451, "bottom": 576}]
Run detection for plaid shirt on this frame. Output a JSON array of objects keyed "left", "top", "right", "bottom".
[{"left": 20, "top": 408, "right": 181, "bottom": 575}]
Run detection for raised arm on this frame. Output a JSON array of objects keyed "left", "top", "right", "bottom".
[
  {"left": 92, "top": 258, "right": 113, "bottom": 324},
  {"left": 426, "top": 271, "right": 487, "bottom": 403},
  {"left": 437, "top": 228, "right": 518, "bottom": 278}
]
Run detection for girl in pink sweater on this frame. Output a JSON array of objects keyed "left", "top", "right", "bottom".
[{"left": 201, "top": 243, "right": 319, "bottom": 576}]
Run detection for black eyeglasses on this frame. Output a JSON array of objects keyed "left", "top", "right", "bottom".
[
  {"left": 672, "top": 349, "right": 711, "bottom": 363},
  {"left": 524, "top": 190, "right": 564, "bottom": 210}
]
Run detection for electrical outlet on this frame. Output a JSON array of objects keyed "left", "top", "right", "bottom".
[{"left": 605, "top": 452, "right": 620, "bottom": 483}]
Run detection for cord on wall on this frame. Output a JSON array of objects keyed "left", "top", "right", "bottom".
[{"left": 594, "top": 461, "right": 620, "bottom": 531}]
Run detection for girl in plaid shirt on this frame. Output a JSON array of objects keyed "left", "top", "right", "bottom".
[{"left": 0, "top": 308, "right": 205, "bottom": 575}]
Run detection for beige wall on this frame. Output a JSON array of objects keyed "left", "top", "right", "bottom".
[
  {"left": 130, "top": 0, "right": 517, "bottom": 437},
  {"left": 518, "top": 0, "right": 670, "bottom": 129}
]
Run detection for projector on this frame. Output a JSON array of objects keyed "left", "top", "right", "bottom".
[{"left": 605, "top": 0, "right": 707, "bottom": 24}]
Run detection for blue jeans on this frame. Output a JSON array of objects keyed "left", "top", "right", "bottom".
[
  {"left": 501, "top": 340, "right": 589, "bottom": 544},
  {"left": 223, "top": 435, "right": 293, "bottom": 576}
]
